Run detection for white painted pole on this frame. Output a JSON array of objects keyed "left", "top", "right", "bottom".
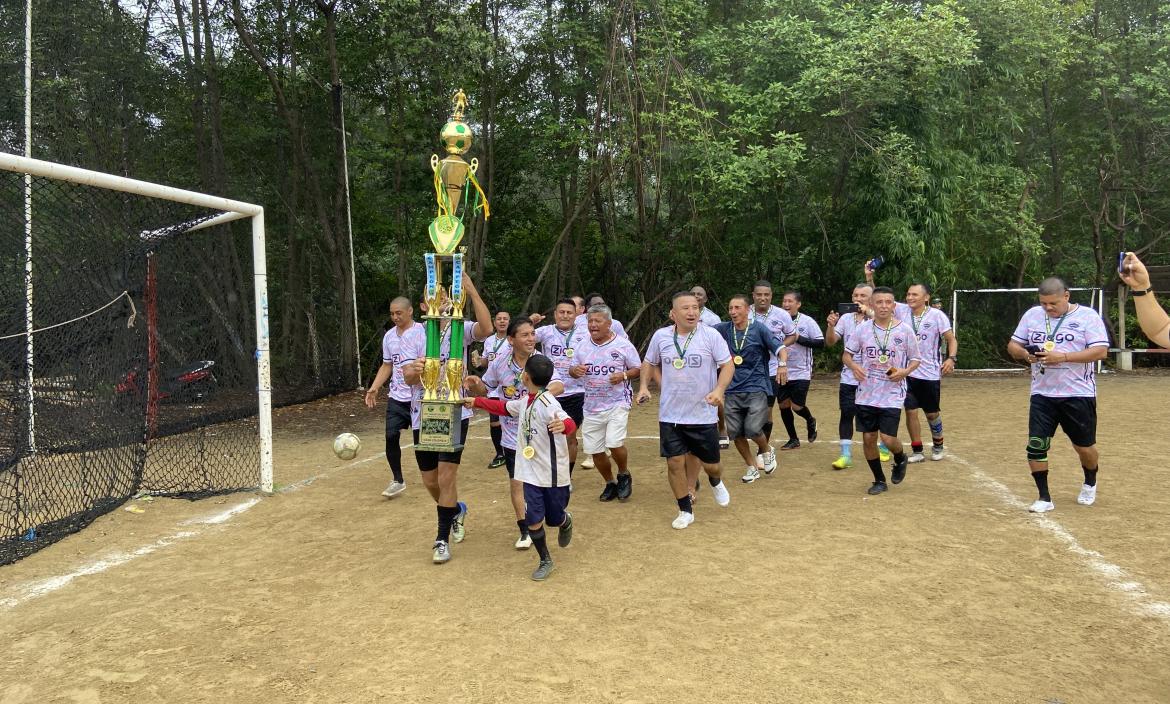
[
  {"left": 23, "top": 0, "right": 35, "bottom": 454},
  {"left": 951, "top": 289, "right": 958, "bottom": 343},
  {"left": 338, "top": 88, "right": 361, "bottom": 389},
  {"left": 252, "top": 212, "right": 273, "bottom": 494}
]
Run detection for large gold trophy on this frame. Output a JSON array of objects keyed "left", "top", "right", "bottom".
[{"left": 416, "top": 89, "right": 489, "bottom": 452}]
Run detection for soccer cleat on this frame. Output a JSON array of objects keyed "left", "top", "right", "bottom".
[
  {"left": 581, "top": 455, "right": 595, "bottom": 469},
  {"left": 531, "top": 559, "right": 555, "bottom": 581},
  {"left": 742, "top": 466, "right": 761, "bottom": 484},
  {"left": 831, "top": 455, "right": 852, "bottom": 470},
  {"left": 931, "top": 445, "right": 946, "bottom": 461},
  {"left": 488, "top": 454, "right": 507, "bottom": 469},
  {"left": 712, "top": 480, "right": 731, "bottom": 507},
  {"left": 451, "top": 501, "right": 468, "bottom": 543},
  {"left": 867, "top": 481, "right": 888, "bottom": 495},
  {"left": 432, "top": 540, "right": 451, "bottom": 563},
  {"left": 892, "top": 458, "right": 908, "bottom": 485},
  {"left": 558, "top": 512, "right": 574, "bottom": 547},
  {"left": 616, "top": 472, "right": 633, "bottom": 501},
  {"left": 807, "top": 417, "right": 818, "bottom": 443},
  {"left": 1028, "top": 499, "right": 1055, "bottom": 513},
  {"left": 1077, "top": 484, "right": 1097, "bottom": 506},
  {"left": 599, "top": 482, "right": 619, "bottom": 502},
  {"left": 780, "top": 439, "right": 801, "bottom": 451},
  {"left": 672, "top": 511, "right": 695, "bottom": 530},
  {"left": 761, "top": 450, "right": 778, "bottom": 474},
  {"left": 515, "top": 533, "right": 533, "bottom": 549},
  {"left": 719, "top": 434, "right": 731, "bottom": 450},
  {"left": 381, "top": 480, "right": 406, "bottom": 499},
  {"left": 907, "top": 452, "right": 926, "bottom": 464},
  {"left": 879, "top": 446, "right": 892, "bottom": 463}
]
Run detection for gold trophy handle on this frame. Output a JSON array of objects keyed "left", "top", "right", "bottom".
[{"left": 445, "top": 359, "right": 464, "bottom": 402}]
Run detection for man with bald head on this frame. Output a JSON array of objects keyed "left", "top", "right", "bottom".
[
  {"left": 692, "top": 286, "right": 722, "bottom": 327},
  {"left": 364, "top": 296, "right": 426, "bottom": 498}
]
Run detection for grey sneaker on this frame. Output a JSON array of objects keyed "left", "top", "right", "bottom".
[
  {"left": 931, "top": 445, "right": 946, "bottom": 461},
  {"left": 531, "top": 559, "right": 555, "bottom": 581},
  {"left": 907, "top": 452, "right": 926, "bottom": 464},
  {"left": 381, "top": 480, "right": 406, "bottom": 498},
  {"left": 432, "top": 540, "right": 451, "bottom": 563},
  {"left": 451, "top": 501, "right": 467, "bottom": 543},
  {"left": 558, "top": 512, "right": 574, "bottom": 547}
]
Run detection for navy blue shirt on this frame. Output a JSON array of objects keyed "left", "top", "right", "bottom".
[{"left": 715, "top": 321, "right": 781, "bottom": 394}]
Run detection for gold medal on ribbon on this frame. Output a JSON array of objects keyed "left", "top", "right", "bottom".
[
  {"left": 733, "top": 355, "right": 743, "bottom": 365},
  {"left": 522, "top": 446, "right": 536, "bottom": 460},
  {"left": 1043, "top": 340, "right": 1056, "bottom": 352},
  {"left": 504, "top": 385, "right": 517, "bottom": 397},
  {"left": 877, "top": 354, "right": 890, "bottom": 364},
  {"left": 565, "top": 348, "right": 574, "bottom": 358},
  {"left": 672, "top": 358, "right": 686, "bottom": 370}
]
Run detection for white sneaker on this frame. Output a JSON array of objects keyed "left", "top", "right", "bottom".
[
  {"left": 515, "top": 534, "right": 533, "bottom": 550},
  {"left": 1077, "top": 484, "right": 1097, "bottom": 506},
  {"left": 742, "top": 466, "right": 761, "bottom": 484},
  {"left": 711, "top": 480, "right": 731, "bottom": 507},
  {"left": 1028, "top": 500, "right": 1055, "bottom": 513},
  {"left": 930, "top": 445, "right": 946, "bottom": 461},
  {"left": 381, "top": 480, "right": 406, "bottom": 498},
  {"left": 671, "top": 511, "right": 695, "bottom": 530},
  {"left": 761, "top": 449, "right": 778, "bottom": 474},
  {"left": 581, "top": 456, "right": 595, "bottom": 469},
  {"left": 907, "top": 452, "right": 926, "bottom": 464},
  {"left": 432, "top": 540, "right": 451, "bottom": 563}
]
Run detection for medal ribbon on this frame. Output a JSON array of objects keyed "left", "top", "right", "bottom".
[
  {"left": 560, "top": 325, "right": 575, "bottom": 353},
  {"left": 871, "top": 320, "right": 895, "bottom": 359},
  {"left": 491, "top": 334, "right": 507, "bottom": 355},
  {"left": 1044, "top": 308, "right": 1071, "bottom": 341},
  {"left": 672, "top": 327, "right": 697, "bottom": 363},
  {"left": 731, "top": 321, "right": 751, "bottom": 354},
  {"left": 911, "top": 311, "right": 925, "bottom": 335},
  {"left": 520, "top": 389, "right": 548, "bottom": 447}
]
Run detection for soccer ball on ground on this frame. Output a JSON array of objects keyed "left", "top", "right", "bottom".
[{"left": 333, "top": 433, "right": 361, "bottom": 460}]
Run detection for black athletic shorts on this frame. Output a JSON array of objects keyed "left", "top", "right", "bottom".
[
  {"left": 385, "top": 399, "right": 412, "bottom": 436},
  {"left": 904, "top": 377, "right": 942, "bottom": 413},
  {"left": 503, "top": 447, "right": 517, "bottom": 479},
  {"left": 839, "top": 383, "right": 858, "bottom": 415},
  {"left": 559, "top": 393, "right": 585, "bottom": 427},
  {"left": 855, "top": 405, "right": 901, "bottom": 436},
  {"left": 778, "top": 379, "right": 811, "bottom": 407},
  {"left": 1029, "top": 395, "right": 1097, "bottom": 447},
  {"left": 659, "top": 422, "right": 721, "bottom": 464},
  {"left": 413, "top": 418, "right": 471, "bottom": 471},
  {"left": 768, "top": 379, "right": 781, "bottom": 408}
]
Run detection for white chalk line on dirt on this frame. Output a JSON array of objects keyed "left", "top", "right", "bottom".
[
  {"left": 949, "top": 452, "right": 1170, "bottom": 621},
  {"left": 1, "top": 418, "right": 488, "bottom": 612}
]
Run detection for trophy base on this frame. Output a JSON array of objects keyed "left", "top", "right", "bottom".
[{"left": 416, "top": 400, "right": 465, "bottom": 453}]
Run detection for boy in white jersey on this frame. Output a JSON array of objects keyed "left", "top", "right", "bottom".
[
  {"left": 843, "top": 287, "right": 922, "bottom": 495},
  {"left": 750, "top": 280, "right": 798, "bottom": 446},
  {"left": 364, "top": 297, "right": 425, "bottom": 498},
  {"left": 400, "top": 274, "right": 493, "bottom": 564},
  {"left": 1007, "top": 277, "right": 1109, "bottom": 512},
  {"left": 637, "top": 291, "right": 735, "bottom": 530},
  {"left": 778, "top": 290, "right": 823, "bottom": 450},
  {"left": 533, "top": 299, "right": 587, "bottom": 469},
  {"left": 569, "top": 305, "right": 641, "bottom": 501},
  {"left": 825, "top": 283, "right": 875, "bottom": 469},
  {"left": 468, "top": 355, "right": 576, "bottom": 581},
  {"left": 899, "top": 284, "right": 957, "bottom": 462},
  {"left": 472, "top": 310, "right": 512, "bottom": 469}
]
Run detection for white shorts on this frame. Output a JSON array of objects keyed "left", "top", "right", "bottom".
[{"left": 582, "top": 406, "right": 630, "bottom": 455}]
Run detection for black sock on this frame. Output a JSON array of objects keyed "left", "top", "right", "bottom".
[
  {"left": 677, "top": 495, "right": 693, "bottom": 513},
  {"left": 795, "top": 407, "right": 814, "bottom": 422},
  {"left": 867, "top": 457, "right": 886, "bottom": 483},
  {"left": 490, "top": 424, "right": 503, "bottom": 455},
  {"left": 761, "top": 420, "right": 773, "bottom": 441},
  {"left": 708, "top": 474, "right": 721, "bottom": 487},
  {"left": 436, "top": 505, "right": 459, "bottom": 542},
  {"left": 780, "top": 408, "right": 798, "bottom": 440},
  {"left": 530, "top": 527, "right": 551, "bottom": 560},
  {"left": 1083, "top": 466, "right": 1098, "bottom": 487},
  {"left": 893, "top": 451, "right": 906, "bottom": 465},
  {"left": 386, "top": 432, "right": 404, "bottom": 483},
  {"left": 911, "top": 442, "right": 923, "bottom": 454},
  {"left": 516, "top": 519, "right": 529, "bottom": 538},
  {"left": 1032, "top": 470, "right": 1051, "bottom": 501}
]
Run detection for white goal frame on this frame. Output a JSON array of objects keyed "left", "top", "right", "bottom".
[
  {"left": 0, "top": 152, "right": 274, "bottom": 494},
  {"left": 951, "top": 287, "right": 1106, "bottom": 373}
]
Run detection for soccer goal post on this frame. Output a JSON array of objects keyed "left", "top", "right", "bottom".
[
  {"left": 0, "top": 152, "right": 272, "bottom": 565},
  {"left": 951, "top": 287, "right": 1105, "bottom": 372}
]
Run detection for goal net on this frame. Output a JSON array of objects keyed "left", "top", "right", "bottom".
[
  {"left": 951, "top": 287, "right": 1106, "bottom": 371},
  {"left": 0, "top": 154, "right": 272, "bottom": 565}
]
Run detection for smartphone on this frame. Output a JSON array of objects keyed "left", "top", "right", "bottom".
[
  {"left": 868, "top": 256, "right": 884, "bottom": 271},
  {"left": 1118, "top": 251, "right": 1127, "bottom": 274},
  {"left": 884, "top": 367, "right": 896, "bottom": 377},
  {"left": 1024, "top": 344, "right": 1043, "bottom": 355},
  {"left": 837, "top": 302, "right": 860, "bottom": 315}
]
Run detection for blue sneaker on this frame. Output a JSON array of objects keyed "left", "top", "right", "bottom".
[{"left": 451, "top": 501, "right": 468, "bottom": 543}]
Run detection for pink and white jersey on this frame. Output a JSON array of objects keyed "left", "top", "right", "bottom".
[
  {"left": 381, "top": 323, "right": 425, "bottom": 402},
  {"left": 844, "top": 319, "right": 923, "bottom": 409},
  {"left": 751, "top": 305, "right": 796, "bottom": 375},
  {"left": 482, "top": 334, "right": 512, "bottom": 367},
  {"left": 574, "top": 333, "right": 641, "bottom": 413},
  {"left": 407, "top": 320, "right": 485, "bottom": 429},
  {"left": 482, "top": 353, "right": 563, "bottom": 449},
  {"left": 575, "top": 314, "right": 627, "bottom": 338},
  {"left": 536, "top": 324, "right": 586, "bottom": 396},
  {"left": 645, "top": 324, "right": 732, "bottom": 425},
  {"left": 906, "top": 307, "right": 952, "bottom": 381},
  {"left": 833, "top": 312, "right": 868, "bottom": 386},
  {"left": 895, "top": 302, "right": 913, "bottom": 322},
  {"left": 785, "top": 313, "right": 824, "bottom": 381},
  {"left": 1010, "top": 304, "right": 1108, "bottom": 398}
]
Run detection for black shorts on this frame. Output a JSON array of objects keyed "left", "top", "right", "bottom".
[
  {"left": 904, "top": 377, "right": 941, "bottom": 413},
  {"left": 778, "top": 379, "right": 811, "bottom": 407},
  {"left": 855, "top": 405, "right": 901, "bottom": 436},
  {"left": 503, "top": 447, "right": 517, "bottom": 479},
  {"left": 559, "top": 393, "right": 585, "bottom": 427},
  {"left": 768, "top": 379, "right": 782, "bottom": 407},
  {"left": 524, "top": 483, "right": 571, "bottom": 527},
  {"left": 839, "top": 383, "right": 858, "bottom": 415},
  {"left": 385, "top": 399, "right": 412, "bottom": 436},
  {"left": 1029, "top": 395, "right": 1097, "bottom": 447},
  {"left": 659, "top": 422, "right": 721, "bottom": 464},
  {"left": 412, "top": 418, "right": 471, "bottom": 471}
]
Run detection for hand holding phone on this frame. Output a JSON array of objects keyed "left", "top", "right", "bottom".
[{"left": 837, "top": 302, "right": 860, "bottom": 315}]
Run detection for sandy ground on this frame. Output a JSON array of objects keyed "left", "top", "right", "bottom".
[{"left": 2, "top": 372, "right": 1169, "bottom": 704}]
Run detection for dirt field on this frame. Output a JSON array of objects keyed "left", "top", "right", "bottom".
[{"left": 2, "top": 373, "right": 1169, "bottom": 703}]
